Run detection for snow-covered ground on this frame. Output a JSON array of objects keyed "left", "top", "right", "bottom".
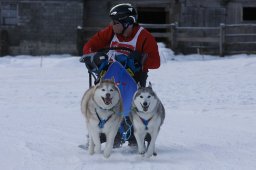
[{"left": 1, "top": 46, "right": 256, "bottom": 170}]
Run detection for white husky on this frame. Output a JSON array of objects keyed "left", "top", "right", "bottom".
[
  {"left": 81, "top": 78, "right": 123, "bottom": 158},
  {"left": 130, "top": 82, "right": 165, "bottom": 158}
]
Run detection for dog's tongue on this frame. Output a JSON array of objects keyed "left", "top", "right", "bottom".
[
  {"left": 143, "top": 107, "right": 148, "bottom": 112},
  {"left": 141, "top": 103, "right": 149, "bottom": 112},
  {"left": 102, "top": 97, "right": 112, "bottom": 105}
]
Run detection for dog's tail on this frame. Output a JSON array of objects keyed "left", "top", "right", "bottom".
[{"left": 81, "top": 87, "right": 94, "bottom": 118}]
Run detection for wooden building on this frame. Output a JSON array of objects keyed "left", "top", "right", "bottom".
[
  {"left": 176, "top": 0, "right": 256, "bottom": 54},
  {"left": 80, "top": 0, "right": 256, "bottom": 55},
  {"left": 0, "top": 0, "right": 83, "bottom": 56},
  {"left": 78, "top": 0, "right": 181, "bottom": 54},
  {"left": 1, "top": 0, "right": 256, "bottom": 56}
]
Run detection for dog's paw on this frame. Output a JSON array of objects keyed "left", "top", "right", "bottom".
[
  {"left": 145, "top": 153, "right": 153, "bottom": 158},
  {"left": 145, "top": 151, "right": 154, "bottom": 158},
  {"left": 95, "top": 148, "right": 101, "bottom": 154},
  {"left": 94, "top": 145, "right": 101, "bottom": 154},
  {"left": 139, "top": 150, "right": 145, "bottom": 155},
  {"left": 138, "top": 146, "right": 146, "bottom": 155},
  {"left": 88, "top": 148, "right": 94, "bottom": 155},
  {"left": 138, "top": 149, "right": 146, "bottom": 155},
  {"left": 103, "top": 151, "right": 111, "bottom": 158}
]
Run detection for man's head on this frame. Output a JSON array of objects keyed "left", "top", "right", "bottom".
[{"left": 109, "top": 3, "right": 137, "bottom": 35}]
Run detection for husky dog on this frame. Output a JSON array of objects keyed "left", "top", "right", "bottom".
[
  {"left": 81, "top": 78, "right": 123, "bottom": 158},
  {"left": 130, "top": 82, "right": 165, "bottom": 158}
]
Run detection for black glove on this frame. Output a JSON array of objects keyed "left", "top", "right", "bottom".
[
  {"left": 80, "top": 52, "right": 109, "bottom": 73},
  {"left": 80, "top": 54, "right": 96, "bottom": 71},
  {"left": 93, "top": 52, "right": 108, "bottom": 67}
]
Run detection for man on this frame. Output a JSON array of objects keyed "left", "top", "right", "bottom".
[
  {"left": 83, "top": 3, "right": 160, "bottom": 87},
  {"left": 83, "top": 3, "right": 160, "bottom": 147}
]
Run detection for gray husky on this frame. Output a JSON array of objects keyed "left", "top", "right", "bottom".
[
  {"left": 130, "top": 82, "right": 165, "bottom": 158},
  {"left": 81, "top": 78, "right": 123, "bottom": 158}
]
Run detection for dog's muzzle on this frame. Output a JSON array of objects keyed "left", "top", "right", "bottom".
[
  {"left": 102, "top": 93, "right": 112, "bottom": 105},
  {"left": 141, "top": 102, "right": 149, "bottom": 112}
]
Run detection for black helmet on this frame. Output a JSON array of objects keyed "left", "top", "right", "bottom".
[{"left": 109, "top": 3, "right": 137, "bottom": 25}]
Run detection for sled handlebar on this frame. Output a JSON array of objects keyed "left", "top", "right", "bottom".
[
  {"left": 80, "top": 47, "right": 140, "bottom": 88},
  {"left": 98, "top": 46, "right": 134, "bottom": 53},
  {"left": 80, "top": 47, "right": 135, "bottom": 63}
]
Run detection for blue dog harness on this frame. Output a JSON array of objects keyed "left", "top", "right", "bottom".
[{"left": 95, "top": 108, "right": 113, "bottom": 129}]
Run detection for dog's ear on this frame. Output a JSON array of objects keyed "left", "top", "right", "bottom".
[
  {"left": 99, "top": 78, "right": 103, "bottom": 84},
  {"left": 119, "top": 97, "right": 123, "bottom": 113},
  {"left": 137, "top": 82, "right": 141, "bottom": 89},
  {"left": 111, "top": 76, "right": 115, "bottom": 83},
  {"left": 148, "top": 81, "right": 152, "bottom": 88}
]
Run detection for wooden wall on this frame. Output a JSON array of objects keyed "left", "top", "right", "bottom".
[
  {"left": 226, "top": 1, "right": 256, "bottom": 24},
  {"left": 1, "top": 0, "right": 255, "bottom": 55},
  {"left": 0, "top": 0, "right": 83, "bottom": 55},
  {"left": 179, "top": 0, "right": 256, "bottom": 26},
  {"left": 83, "top": 0, "right": 179, "bottom": 27}
]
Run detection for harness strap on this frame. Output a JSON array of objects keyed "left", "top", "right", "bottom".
[
  {"left": 118, "top": 116, "right": 133, "bottom": 141},
  {"left": 133, "top": 109, "right": 153, "bottom": 130},
  {"left": 139, "top": 116, "right": 153, "bottom": 130},
  {"left": 95, "top": 108, "right": 113, "bottom": 129}
]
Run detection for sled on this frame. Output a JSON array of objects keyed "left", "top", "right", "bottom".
[
  {"left": 80, "top": 47, "right": 139, "bottom": 142},
  {"left": 80, "top": 47, "right": 138, "bottom": 116}
]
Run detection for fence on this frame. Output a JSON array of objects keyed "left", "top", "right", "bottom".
[{"left": 140, "top": 23, "right": 256, "bottom": 56}]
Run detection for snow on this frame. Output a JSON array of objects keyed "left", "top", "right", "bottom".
[{"left": 1, "top": 46, "right": 256, "bottom": 170}]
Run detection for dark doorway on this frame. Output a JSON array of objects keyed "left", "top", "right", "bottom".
[
  {"left": 137, "top": 7, "right": 168, "bottom": 43},
  {"left": 137, "top": 7, "right": 167, "bottom": 24},
  {"left": 243, "top": 7, "right": 256, "bottom": 21}
]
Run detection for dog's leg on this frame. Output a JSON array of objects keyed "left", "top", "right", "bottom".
[
  {"left": 134, "top": 131, "right": 146, "bottom": 154},
  {"left": 87, "top": 128, "right": 95, "bottom": 155},
  {"left": 104, "top": 123, "right": 119, "bottom": 158},
  {"left": 145, "top": 130, "right": 158, "bottom": 158},
  {"left": 104, "top": 131, "right": 116, "bottom": 158},
  {"left": 88, "top": 134, "right": 95, "bottom": 155},
  {"left": 153, "top": 145, "right": 157, "bottom": 156},
  {"left": 89, "top": 129, "right": 101, "bottom": 154}
]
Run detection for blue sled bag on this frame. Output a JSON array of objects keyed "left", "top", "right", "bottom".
[{"left": 103, "top": 62, "right": 137, "bottom": 116}]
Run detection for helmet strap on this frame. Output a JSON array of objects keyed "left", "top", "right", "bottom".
[
  {"left": 122, "top": 21, "right": 135, "bottom": 35},
  {"left": 121, "top": 22, "right": 129, "bottom": 34}
]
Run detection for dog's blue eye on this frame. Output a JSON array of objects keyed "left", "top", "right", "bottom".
[{"left": 148, "top": 96, "right": 151, "bottom": 98}]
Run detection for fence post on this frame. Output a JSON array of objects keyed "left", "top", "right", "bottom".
[
  {"left": 76, "top": 26, "right": 84, "bottom": 56},
  {"left": 170, "top": 22, "right": 177, "bottom": 51},
  {"left": 0, "top": 30, "right": 9, "bottom": 56},
  {"left": 219, "top": 23, "right": 225, "bottom": 57}
]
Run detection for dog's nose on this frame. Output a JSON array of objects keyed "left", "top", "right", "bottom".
[
  {"left": 143, "top": 102, "right": 148, "bottom": 106},
  {"left": 106, "top": 93, "right": 111, "bottom": 98}
]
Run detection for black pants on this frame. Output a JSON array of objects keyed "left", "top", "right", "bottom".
[{"left": 133, "top": 71, "right": 148, "bottom": 87}]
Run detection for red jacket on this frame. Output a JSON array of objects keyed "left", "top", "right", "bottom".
[{"left": 83, "top": 25, "right": 160, "bottom": 71}]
